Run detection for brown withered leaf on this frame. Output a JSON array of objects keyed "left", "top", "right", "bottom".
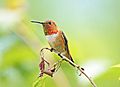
[
  {"left": 39, "top": 59, "right": 45, "bottom": 71},
  {"left": 39, "top": 59, "right": 45, "bottom": 77}
]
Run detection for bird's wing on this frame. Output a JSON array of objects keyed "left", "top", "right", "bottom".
[
  {"left": 61, "top": 31, "right": 69, "bottom": 51},
  {"left": 61, "top": 31, "right": 74, "bottom": 62}
]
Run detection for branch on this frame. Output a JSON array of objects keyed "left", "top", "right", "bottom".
[
  {"left": 39, "top": 48, "right": 97, "bottom": 87},
  {"left": 60, "top": 57, "right": 97, "bottom": 87}
]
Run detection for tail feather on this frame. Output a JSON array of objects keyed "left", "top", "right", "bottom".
[
  {"left": 69, "top": 54, "right": 74, "bottom": 63},
  {"left": 64, "top": 52, "right": 74, "bottom": 63}
]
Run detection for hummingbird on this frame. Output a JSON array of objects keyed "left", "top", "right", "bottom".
[{"left": 31, "top": 20, "right": 74, "bottom": 62}]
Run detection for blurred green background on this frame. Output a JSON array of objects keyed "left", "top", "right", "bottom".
[{"left": 0, "top": 0, "right": 120, "bottom": 87}]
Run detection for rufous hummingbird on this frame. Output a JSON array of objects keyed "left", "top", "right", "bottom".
[{"left": 31, "top": 20, "right": 74, "bottom": 62}]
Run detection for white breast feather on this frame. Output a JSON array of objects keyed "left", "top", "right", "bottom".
[{"left": 45, "top": 33, "right": 58, "bottom": 42}]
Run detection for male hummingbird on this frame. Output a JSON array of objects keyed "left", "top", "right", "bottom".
[{"left": 31, "top": 20, "right": 74, "bottom": 62}]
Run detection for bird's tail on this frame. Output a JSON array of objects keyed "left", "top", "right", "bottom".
[
  {"left": 69, "top": 54, "right": 74, "bottom": 63},
  {"left": 64, "top": 52, "right": 74, "bottom": 63}
]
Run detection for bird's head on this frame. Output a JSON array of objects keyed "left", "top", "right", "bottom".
[{"left": 31, "top": 20, "right": 58, "bottom": 35}]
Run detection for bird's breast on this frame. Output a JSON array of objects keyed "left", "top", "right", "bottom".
[
  {"left": 45, "top": 32, "right": 65, "bottom": 53},
  {"left": 45, "top": 33, "right": 58, "bottom": 42}
]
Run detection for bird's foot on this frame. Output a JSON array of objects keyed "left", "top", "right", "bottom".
[{"left": 50, "top": 48, "right": 55, "bottom": 52}]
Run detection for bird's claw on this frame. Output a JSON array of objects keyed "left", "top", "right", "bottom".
[{"left": 50, "top": 48, "right": 55, "bottom": 52}]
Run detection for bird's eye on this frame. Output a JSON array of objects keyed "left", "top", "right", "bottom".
[{"left": 48, "top": 22, "right": 51, "bottom": 25}]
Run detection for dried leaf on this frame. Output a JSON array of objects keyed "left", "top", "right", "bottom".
[{"left": 39, "top": 59, "right": 45, "bottom": 77}]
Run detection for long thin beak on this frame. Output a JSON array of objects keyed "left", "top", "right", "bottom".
[{"left": 31, "top": 20, "right": 44, "bottom": 24}]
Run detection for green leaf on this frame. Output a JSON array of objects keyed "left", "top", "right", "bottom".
[
  {"left": 112, "top": 64, "right": 120, "bottom": 68},
  {"left": 33, "top": 76, "right": 47, "bottom": 87}
]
